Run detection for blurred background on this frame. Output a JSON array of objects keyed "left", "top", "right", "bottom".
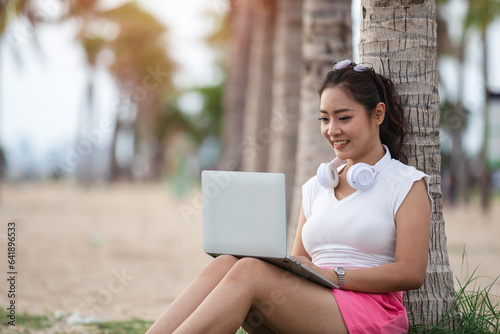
[
  {"left": 0, "top": 0, "right": 499, "bottom": 202},
  {"left": 0, "top": 0, "right": 225, "bottom": 190},
  {"left": 0, "top": 0, "right": 499, "bottom": 326}
]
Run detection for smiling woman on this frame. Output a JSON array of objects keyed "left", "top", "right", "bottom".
[
  {"left": 146, "top": 59, "right": 432, "bottom": 334},
  {"left": 318, "top": 87, "right": 386, "bottom": 166},
  {"left": 317, "top": 60, "right": 407, "bottom": 165}
]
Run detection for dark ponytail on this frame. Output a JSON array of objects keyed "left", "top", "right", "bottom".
[
  {"left": 375, "top": 74, "right": 408, "bottom": 164},
  {"left": 318, "top": 65, "right": 408, "bottom": 163}
]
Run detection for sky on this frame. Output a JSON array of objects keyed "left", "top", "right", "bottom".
[
  {"left": 0, "top": 0, "right": 220, "bottom": 177},
  {"left": 0, "top": 0, "right": 499, "bottom": 178}
]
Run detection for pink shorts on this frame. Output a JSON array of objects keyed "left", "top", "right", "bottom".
[{"left": 330, "top": 289, "right": 408, "bottom": 334}]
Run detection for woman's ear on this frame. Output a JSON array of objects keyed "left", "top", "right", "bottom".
[{"left": 373, "top": 102, "right": 386, "bottom": 125}]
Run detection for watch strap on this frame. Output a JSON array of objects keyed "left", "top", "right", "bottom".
[{"left": 335, "top": 267, "right": 345, "bottom": 289}]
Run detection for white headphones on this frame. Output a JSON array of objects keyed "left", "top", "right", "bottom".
[{"left": 316, "top": 145, "right": 392, "bottom": 191}]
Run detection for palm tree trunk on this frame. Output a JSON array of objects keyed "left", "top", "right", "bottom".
[
  {"left": 221, "top": 0, "right": 253, "bottom": 171},
  {"left": 268, "top": 0, "right": 303, "bottom": 220},
  {"left": 109, "top": 115, "right": 122, "bottom": 182},
  {"left": 359, "top": 0, "right": 457, "bottom": 328},
  {"left": 479, "top": 27, "right": 491, "bottom": 213},
  {"left": 241, "top": 0, "right": 276, "bottom": 172},
  {"left": 454, "top": 41, "right": 469, "bottom": 204},
  {"left": 77, "top": 69, "right": 96, "bottom": 186},
  {"left": 290, "top": 0, "right": 352, "bottom": 243}
]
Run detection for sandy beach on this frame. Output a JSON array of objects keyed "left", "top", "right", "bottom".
[{"left": 0, "top": 181, "right": 498, "bottom": 323}]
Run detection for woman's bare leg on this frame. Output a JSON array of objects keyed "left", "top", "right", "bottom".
[
  {"left": 146, "top": 255, "right": 239, "bottom": 334},
  {"left": 172, "top": 257, "right": 348, "bottom": 334}
]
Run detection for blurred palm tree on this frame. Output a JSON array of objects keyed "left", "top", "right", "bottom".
[
  {"left": 0, "top": 0, "right": 40, "bottom": 127},
  {"left": 64, "top": 0, "right": 103, "bottom": 183},
  {"left": 435, "top": 0, "right": 469, "bottom": 206},
  {"left": 1, "top": 0, "right": 24, "bottom": 32},
  {"left": 199, "top": 1, "right": 232, "bottom": 168},
  {"left": 0, "top": 0, "right": 42, "bottom": 33},
  {"left": 66, "top": 1, "right": 176, "bottom": 181},
  {"left": 463, "top": 0, "right": 500, "bottom": 211},
  {"left": 241, "top": 0, "right": 276, "bottom": 173},
  {"left": 221, "top": 0, "right": 252, "bottom": 171},
  {"left": 103, "top": 2, "right": 175, "bottom": 181},
  {"left": 268, "top": 0, "right": 303, "bottom": 222},
  {"left": 290, "top": 0, "right": 352, "bottom": 237},
  {"left": 437, "top": 0, "right": 500, "bottom": 210},
  {"left": 0, "top": 0, "right": 41, "bottom": 189}
]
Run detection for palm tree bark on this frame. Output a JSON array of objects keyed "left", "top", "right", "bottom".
[
  {"left": 221, "top": 0, "right": 253, "bottom": 171},
  {"left": 359, "top": 0, "right": 457, "bottom": 328},
  {"left": 241, "top": 0, "right": 276, "bottom": 172},
  {"left": 290, "top": 0, "right": 352, "bottom": 242},
  {"left": 268, "top": 0, "right": 303, "bottom": 220}
]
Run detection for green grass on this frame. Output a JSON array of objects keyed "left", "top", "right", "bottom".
[
  {"left": 0, "top": 309, "right": 53, "bottom": 329},
  {"left": 409, "top": 248, "right": 500, "bottom": 334},
  {"left": 0, "top": 308, "right": 154, "bottom": 334},
  {"left": 409, "top": 272, "right": 500, "bottom": 333},
  {"left": 86, "top": 319, "right": 155, "bottom": 333}
]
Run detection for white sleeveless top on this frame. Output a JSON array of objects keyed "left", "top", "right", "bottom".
[{"left": 301, "top": 159, "right": 431, "bottom": 269}]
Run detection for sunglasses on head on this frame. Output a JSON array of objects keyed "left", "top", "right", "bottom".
[
  {"left": 333, "top": 59, "right": 374, "bottom": 72},
  {"left": 332, "top": 59, "right": 384, "bottom": 103}
]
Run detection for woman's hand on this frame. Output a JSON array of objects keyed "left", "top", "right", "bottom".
[
  {"left": 290, "top": 256, "right": 339, "bottom": 286},
  {"left": 291, "top": 256, "right": 323, "bottom": 274},
  {"left": 290, "top": 255, "right": 312, "bottom": 266}
]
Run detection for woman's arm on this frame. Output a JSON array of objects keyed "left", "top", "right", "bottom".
[
  {"left": 294, "top": 179, "right": 431, "bottom": 293},
  {"left": 291, "top": 204, "right": 312, "bottom": 261}
]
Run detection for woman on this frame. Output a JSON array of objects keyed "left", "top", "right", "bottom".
[{"left": 146, "top": 60, "right": 432, "bottom": 334}]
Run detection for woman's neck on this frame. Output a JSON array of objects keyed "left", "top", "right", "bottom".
[{"left": 346, "top": 143, "right": 386, "bottom": 169}]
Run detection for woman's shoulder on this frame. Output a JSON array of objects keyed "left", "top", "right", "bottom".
[
  {"left": 383, "top": 160, "right": 433, "bottom": 216},
  {"left": 384, "top": 159, "right": 428, "bottom": 181},
  {"left": 379, "top": 160, "right": 430, "bottom": 198},
  {"left": 302, "top": 174, "right": 321, "bottom": 191},
  {"left": 301, "top": 175, "right": 326, "bottom": 219},
  {"left": 302, "top": 174, "right": 328, "bottom": 200}
]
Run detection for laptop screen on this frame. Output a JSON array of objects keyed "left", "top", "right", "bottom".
[{"left": 202, "top": 171, "right": 287, "bottom": 258}]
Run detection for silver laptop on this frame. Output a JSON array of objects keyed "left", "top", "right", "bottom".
[{"left": 202, "top": 170, "right": 338, "bottom": 289}]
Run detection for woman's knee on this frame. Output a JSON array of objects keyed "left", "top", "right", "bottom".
[
  {"left": 213, "top": 254, "right": 239, "bottom": 268},
  {"left": 197, "top": 255, "right": 239, "bottom": 282},
  {"left": 226, "top": 257, "right": 270, "bottom": 284},
  {"left": 209, "top": 255, "right": 239, "bottom": 274}
]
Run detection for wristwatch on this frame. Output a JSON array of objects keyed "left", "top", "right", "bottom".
[{"left": 335, "top": 267, "right": 346, "bottom": 289}]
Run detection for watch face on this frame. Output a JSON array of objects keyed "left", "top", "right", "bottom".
[{"left": 336, "top": 267, "right": 345, "bottom": 275}]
